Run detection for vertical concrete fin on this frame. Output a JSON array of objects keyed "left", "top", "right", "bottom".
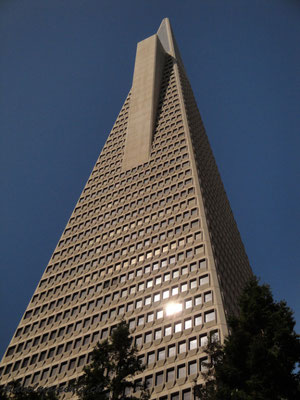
[
  {"left": 122, "top": 34, "right": 165, "bottom": 170},
  {"left": 157, "top": 17, "right": 183, "bottom": 63}
]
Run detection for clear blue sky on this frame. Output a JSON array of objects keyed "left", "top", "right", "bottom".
[{"left": 1, "top": 0, "right": 299, "bottom": 358}]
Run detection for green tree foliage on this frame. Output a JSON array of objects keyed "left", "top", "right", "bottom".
[
  {"left": 195, "top": 277, "right": 300, "bottom": 400},
  {"left": 76, "top": 320, "right": 149, "bottom": 400}
]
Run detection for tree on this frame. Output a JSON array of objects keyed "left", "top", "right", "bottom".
[
  {"left": 76, "top": 320, "right": 149, "bottom": 400},
  {"left": 196, "top": 277, "right": 300, "bottom": 400},
  {"left": 0, "top": 381, "right": 58, "bottom": 399}
]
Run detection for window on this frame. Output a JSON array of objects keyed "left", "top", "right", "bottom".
[
  {"left": 200, "top": 334, "right": 208, "bottom": 347},
  {"left": 168, "top": 344, "right": 176, "bottom": 357},
  {"left": 147, "top": 313, "right": 154, "bottom": 323},
  {"left": 146, "top": 279, "right": 153, "bottom": 288},
  {"left": 181, "top": 282, "right": 188, "bottom": 292},
  {"left": 135, "top": 336, "right": 142, "bottom": 347},
  {"left": 185, "top": 319, "right": 192, "bottom": 330},
  {"left": 165, "top": 325, "right": 172, "bottom": 336},
  {"left": 167, "top": 368, "right": 175, "bottom": 381},
  {"left": 195, "top": 295, "right": 202, "bottom": 306},
  {"left": 185, "top": 298, "right": 192, "bottom": 309},
  {"left": 138, "top": 282, "right": 144, "bottom": 291},
  {"left": 200, "top": 275, "right": 209, "bottom": 286},
  {"left": 144, "top": 296, "right": 151, "bottom": 306},
  {"left": 147, "top": 352, "right": 155, "bottom": 365},
  {"left": 178, "top": 341, "right": 186, "bottom": 354},
  {"left": 129, "top": 319, "right": 135, "bottom": 330},
  {"left": 156, "top": 371, "right": 164, "bottom": 386},
  {"left": 183, "top": 390, "right": 192, "bottom": 400},
  {"left": 189, "top": 337, "right": 197, "bottom": 350},
  {"left": 188, "top": 361, "right": 197, "bottom": 375},
  {"left": 177, "top": 364, "right": 186, "bottom": 379},
  {"left": 195, "top": 314, "right": 202, "bottom": 326},
  {"left": 154, "top": 328, "right": 162, "bottom": 340},
  {"left": 145, "top": 375, "right": 153, "bottom": 388},
  {"left": 154, "top": 293, "right": 160, "bottom": 302},
  {"left": 172, "top": 269, "right": 179, "bottom": 278},
  {"left": 157, "top": 348, "right": 165, "bottom": 360},
  {"left": 204, "top": 291, "right": 212, "bottom": 302},
  {"left": 157, "top": 309, "right": 163, "bottom": 319},
  {"left": 190, "top": 279, "right": 197, "bottom": 289},
  {"left": 145, "top": 332, "right": 152, "bottom": 343},
  {"left": 172, "top": 286, "right": 179, "bottom": 296},
  {"left": 205, "top": 310, "right": 215, "bottom": 323},
  {"left": 174, "top": 322, "right": 182, "bottom": 333}
]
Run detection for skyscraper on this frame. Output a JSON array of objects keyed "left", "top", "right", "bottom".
[{"left": 0, "top": 18, "right": 252, "bottom": 399}]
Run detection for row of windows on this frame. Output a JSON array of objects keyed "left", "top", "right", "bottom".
[
  {"left": 67, "top": 176, "right": 193, "bottom": 229},
  {"left": 2, "top": 325, "right": 218, "bottom": 386},
  {"left": 40, "top": 240, "right": 203, "bottom": 294},
  {"left": 74, "top": 168, "right": 191, "bottom": 225},
  {"left": 15, "top": 285, "right": 211, "bottom": 344},
  {"left": 52, "top": 216, "right": 200, "bottom": 263},
  {"left": 86, "top": 141, "right": 187, "bottom": 197},
  {"left": 45, "top": 215, "right": 200, "bottom": 281},
  {"left": 52, "top": 208, "right": 198, "bottom": 263},
  {"left": 83, "top": 151, "right": 189, "bottom": 198},
  {"left": 35, "top": 245, "right": 205, "bottom": 311},
  {"left": 17, "top": 258, "right": 208, "bottom": 339},
  {"left": 63, "top": 186, "right": 195, "bottom": 240},
  {"left": 62, "top": 189, "right": 194, "bottom": 250},
  {"left": 10, "top": 300, "right": 215, "bottom": 365},
  {"left": 24, "top": 267, "right": 210, "bottom": 324}
]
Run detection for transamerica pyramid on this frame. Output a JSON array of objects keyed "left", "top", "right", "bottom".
[{"left": 0, "top": 19, "right": 252, "bottom": 399}]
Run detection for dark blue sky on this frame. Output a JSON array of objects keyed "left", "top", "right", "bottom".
[{"left": 1, "top": 0, "right": 299, "bottom": 358}]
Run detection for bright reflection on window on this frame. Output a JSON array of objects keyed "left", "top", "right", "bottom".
[{"left": 166, "top": 302, "right": 183, "bottom": 316}]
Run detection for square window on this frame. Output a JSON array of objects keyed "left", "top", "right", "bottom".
[
  {"left": 185, "top": 319, "right": 192, "bottom": 330},
  {"left": 167, "top": 368, "right": 175, "bottom": 381},
  {"left": 145, "top": 296, "right": 152, "bottom": 306},
  {"left": 185, "top": 299, "right": 192, "bottom": 309},
  {"left": 135, "top": 336, "right": 142, "bottom": 347},
  {"left": 156, "top": 371, "right": 164, "bottom": 386},
  {"left": 204, "top": 292, "right": 212, "bottom": 302},
  {"left": 200, "top": 335, "right": 208, "bottom": 347},
  {"left": 154, "top": 293, "right": 161, "bottom": 302},
  {"left": 189, "top": 337, "right": 197, "bottom": 350},
  {"left": 164, "top": 272, "right": 170, "bottom": 281},
  {"left": 188, "top": 361, "right": 197, "bottom": 375},
  {"left": 178, "top": 341, "right": 186, "bottom": 353},
  {"left": 195, "top": 314, "right": 202, "bottom": 326},
  {"left": 177, "top": 364, "right": 186, "bottom": 379},
  {"left": 154, "top": 328, "right": 162, "bottom": 340},
  {"left": 157, "top": 309, "right": 163, "bottom": 319},
  {"left": 174, "top": 322, "right": 182, "bottom": 333},
  {"left": 157, "top": 348, "right": 165, "bottom": 360},
  {"left": 190, "top": 279, "right": 197, "bottom": 289},
  {"left": 172, "top": 269, "right": 179, "bottom": 278},
  {"left": 147, "top": 352, "right": 155, "bottom": 365},
  {"left": 200, "top": 275, "right": 209, "bottom": 286},
  {"left": 205, "top": 310, "right": 215, "bottom": 323},
  {"left": 147, "top": 313, "right": 154, "bottom": 323},
  {"left": 172, "top": 286, "right": 179, "bottom": 296},
  {"left": 165, "top": 325, "right": 172, "bottom": 336},
  {"left": 145, "top": 332, "right": 152, "bottom": 343},
  {"left": 181, "top": 282, "right": 188, "bottom": 292},
  {"left": 195, "top": 295, "right": 202, "bottom": 306}
]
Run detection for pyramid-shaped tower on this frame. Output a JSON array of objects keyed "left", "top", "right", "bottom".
[{"left": 0, "top": 19, "right": 252, "bottom": 399}]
